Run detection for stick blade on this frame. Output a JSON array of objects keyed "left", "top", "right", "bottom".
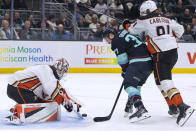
[{"left": 93, "top": 116, "right": 110, "bottom": 122}]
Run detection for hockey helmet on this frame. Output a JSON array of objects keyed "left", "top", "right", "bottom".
[
  {"left": 53, "top": 58, "right": 69, "bottom": 80},
  {"left": 102, "top": 27, "right": 117, "bottom": 44},
  {"left": 140, "top": 0, "right": 157, "bottom": 16}
]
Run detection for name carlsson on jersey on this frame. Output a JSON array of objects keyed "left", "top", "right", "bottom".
[
  {"left": 149, "top": 17, "right": 170, "bottom": 24},
  {"left": 129, "top": 13, "right": 184, "bottom": 53}
]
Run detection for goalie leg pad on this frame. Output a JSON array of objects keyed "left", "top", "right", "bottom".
[{"left": 4, "top": 102, "right": 61, "bottom": 124}]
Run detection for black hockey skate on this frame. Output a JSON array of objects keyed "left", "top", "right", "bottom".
[
  {"left": 129, "top": 105, "right": 151, "bottom": 123},
  {"left": 177, "top": 103, "right": 195, "bottom": 126},
  {"left": 124, "top": 98, "right": 133, "bottom": 117},
  {"left": 168, "top": 104, "right": 179, "bottom": 117}
]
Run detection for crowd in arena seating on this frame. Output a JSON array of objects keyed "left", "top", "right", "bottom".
[
  {"left": 54, "top": 0, "right": 196, "bottom": 41},
  {"left": 0, "top": 0, "right": 196, "bottom": 42}
]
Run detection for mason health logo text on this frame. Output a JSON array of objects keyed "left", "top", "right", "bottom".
[{"left": 0, "top": 46, "right": 53, "bottom": 63}]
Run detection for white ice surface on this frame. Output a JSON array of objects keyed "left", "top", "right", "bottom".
[{"left": 0, "top": 73, "right": 196, "bottom": 131}]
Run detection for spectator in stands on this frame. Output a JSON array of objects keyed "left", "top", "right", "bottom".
[
  {"left": 120, "top": 0, "right": 135, "bottom": 10},
  {"left": 110, "top": 0, "right": 124, "bottom": 19},
  {"left": 56, "top": 13, "right": 72, "bottom": 30},
  {"left": 109, "top": 19, "right": 119, "bottom": 31},
  {"left": 99, "top": 14, "right": 114, "bottom": 25},
  {"left": 76, "top": 8, "right": 83, "bottom": 22},
  {"left": 94, "top": 0, "right": 107, "bottom": 13},
  {"left": 182, "top": 24, "right": 194, "bottom": 41},
  {"left": 99, "top": 10, "right": 116, "bottom": 25},
  {"left": 1, "top": 20, "right": 20, "bottom": 39},
  {"left": 44, "top": 29, "right": 54, "bottom": 40},
  {"left": 167, "top": 0, "right": 177, "bottom": 6},
  {"left": 1, "top": 0, "right": 11, "bottom": 9},
  {"left": 0, "top": 28, "right": 7, "bottom": 39},
  {"left": 52, "top": 24, "right": 70, "bottom": 40},
  {"left": 36, "top": 20, "right": 54, "bottom": 40},
  {"left": 191, "top": 17, "right": 196, "bottom": 40},
  {"left": 157, "top": 7, "right": 163, "bottom": 14},
  {"left": 86, "top": 30, "right": 95, "bottom": 40},
  {"left": 84, "top": 10, "right": 93, "bottom": 24},
  {"left": 14, "top": 11, "right": 23, "bottom": 29},
  {"left": 89, "top": 14, "right": 98, "bottom": 33},
  {"left": 192, "top": 17, "right": 196, "bottom": 30},
  {"left": 154, "top": 0, "right": 162, "bottom": 7},
  {"left": 65, "top": 0, "right": 74, "bottom": 12},
  {"left": 181, "top": 8, "right": 192, "bottom": 25},
  {"left": 85, "top": 10, "right": 97, "bottom": 24},
  {"left": 161, "top": 0, "right": 170, "bottom": 14},
  {"left": 4, "top": 12, "right": 10, "bottom": 23},
  {"left": 174, "top": 0, "right": 184, "bottom": 20},
  {"left": 110, "top": 0, "right": 123, "bottom": 12},
  {"left": 46, "top": 15, "right": 57, "bottom": 31},
  {"left": 166, "top": 10, "right": 177, "bottom": 21},
  {"left": 78, "top": 17, "right": 89, "bottom": 40},
  {"left": 89, "top": 0, "right": 99, "bottom": 7},
  {"left": 20, "top": 20, "right": 37, "bottom": 40},
  {"left": 78, "top": 16, "right": 88, "bottom": 28},
  {"left": 94, "top": 23, "right": 106, "bottom": 40},
  {"left": 28, "top": 14, "right": 37, "bottom": 28},
  {"left": 120, "top": 0, "right": 138, "bottom": 19}
]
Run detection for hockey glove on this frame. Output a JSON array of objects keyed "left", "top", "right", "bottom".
[
  {"left": 121, "top": 64, "right": 128, "bottom": 78},
  {"left": 62, "top": 99, "right": 73, "bottom": 112},
  {"left": 121, "top": 71, "right": 126, "bottom": 78},
  {"left": 59, "top": 88, "right": 82, "bottom": 112},
  {"left": 121, "top": 67, "right": 127, "bottom": 78}
]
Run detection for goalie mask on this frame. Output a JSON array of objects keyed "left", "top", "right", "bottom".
[{"left": 53, "top": 58, "right": 69, "bottom": 80}]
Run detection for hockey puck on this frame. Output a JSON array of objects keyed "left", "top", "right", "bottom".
[{"left": 82, "top": 113, "right": 87, "bottom": 117}]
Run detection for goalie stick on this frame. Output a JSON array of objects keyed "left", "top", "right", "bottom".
[{"left": 93, "top": 82, "right": 124, "bottom": 122}]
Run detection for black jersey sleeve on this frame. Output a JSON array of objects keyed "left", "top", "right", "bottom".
[
  {"left": 111, "top": 31, "right": 129, "bottom": 71},
  {"left": 111, "top": 38, "right": 128, "bottom": 65}
]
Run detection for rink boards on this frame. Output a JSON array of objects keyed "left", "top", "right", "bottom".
[{"left": 0, "top": 41, "right": 196, "bottom": 73}]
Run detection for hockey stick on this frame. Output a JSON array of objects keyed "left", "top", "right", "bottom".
[{"left": 93, "top": 81, "right": 124, "bottom": 122}]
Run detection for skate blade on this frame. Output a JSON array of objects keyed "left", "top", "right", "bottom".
[
  {"left": 178, "top": 108, "right": 195, "bottom": 127},
  {"left": 129, "top": 113, "right": 151, "bottom": 123},
  {"left": 168, "top": 113, "right": 179, "bottom": 118}
]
